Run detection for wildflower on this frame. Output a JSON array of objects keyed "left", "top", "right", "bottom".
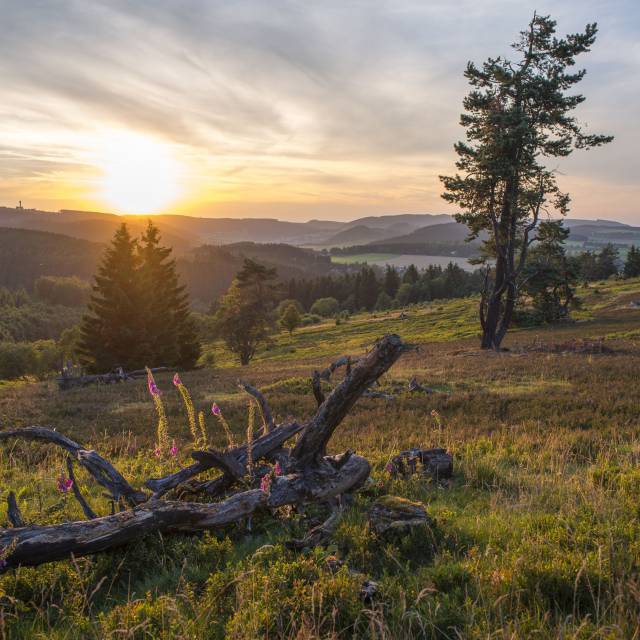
[
  {"left": 154, "top": 447, "right": 162, "bottom": 458},
  {"left": 430, "top": 409, "right": 439, "bottom": 417},
  {"left": 147, "top": 367, "right": 170, "bottom": 454},
  {"left": 385, "top": 462, "right": 394, "bottom": 474},
  {"left": 174, "top": 374, "right": 198, "bottom": 447},
  {"left": 246, "top": 400, "right": 255, "bottom": 477},
  {"left": 274, "top": 461, "right": 283, "bottom": 476},
  {"left": 211, "top": 403, "right": 235, "bottom": 448},
  {"left": 260, "top": 473, "right": 272, "bottom": 494},
  {"left": 57, "top": 475, "right": 73, "bottom": 493},
  {"left": 148, "top": 379, "right": 161, "bottom": 397},
  {"left": 170, "top": 440, "right": 178, "bottom": 456}
]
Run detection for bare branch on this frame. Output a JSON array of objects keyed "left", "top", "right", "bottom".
[
  {"left": 66, "top": 456, "right": 97, "bottom": 520},
  {"left": 238, "top": 380, "right": 275, "bottom": 433},
  {"left": 6, "top": 491, "right": 24, "bottom": 528}
]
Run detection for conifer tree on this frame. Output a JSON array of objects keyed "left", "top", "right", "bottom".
[
  {"left": 79, "top": 224, "right": 144, "bottom": 371},
  {"left": 441, "top": 14, "right": 612, "bottom": 349},
  {"left": 138, "top": 221, "right": 200, "bottom": 369},
  {"left": 624, "top": 245, "right": 640, "bottom": 278}
]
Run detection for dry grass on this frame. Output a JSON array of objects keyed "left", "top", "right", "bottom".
[{"left": 0, "top": 278, "right": 639, "bottom": 638}]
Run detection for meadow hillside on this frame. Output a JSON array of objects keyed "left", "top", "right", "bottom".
[{"left": 0, "top": 279, "right": 639, "bottom": 638}]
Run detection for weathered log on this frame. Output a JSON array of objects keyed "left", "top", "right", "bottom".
[
  {"left": 0, "top": 427, "right": 146, "bottom": 506},
  {"left": 292, "top": 334, "right": 407, "bottom": 467},
  {"left": 0, "top": 334, "right": 409, "bottom": 572},
  {"left": 0, "top": 454, "right": 369, "bottom": 570},
  {"left": 6, "top": 491, "right": 24, "bottom": 528},
  {"left": 145, "top": 421, "right": 303, "bottom": 497}
]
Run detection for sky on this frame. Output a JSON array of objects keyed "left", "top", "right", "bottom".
[{"left": 0, "top": 0, "right": 638, "bottom": 223}]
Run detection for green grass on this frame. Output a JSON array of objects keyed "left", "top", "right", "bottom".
[{"left": 1, "top": 277, "right": 640, "bottom": 638}]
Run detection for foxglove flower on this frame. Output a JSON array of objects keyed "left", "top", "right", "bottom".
[
  {"left": 173, "top": 373, "right": 182, "bottom": 387},
  {"left": 274, "top": 461, "right": 283, "bottom": 476},
  {"left": 260, "top": 473, "right": 272, "bottom": 494},
  {"left": 170, "top": 440, "right": 178, "bottom": 456},
  {"left": 57, "top": 475, "right": 73, "bottom": 493},
  {"left": 154, "top": 447, "right": 162, "bottom": 458},
  {"left": 385, "top": 462, "right": 395, "bottom": 474},
  {"left": 148, "top": 379, "right": 161, "bottom": 397},
  {"left": 211, "top": 403, "right": 221, "bottom": 416}
]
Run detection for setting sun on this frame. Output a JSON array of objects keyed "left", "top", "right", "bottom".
[{"left": 96, "top": 132, "right": 184, "bottom": 214}]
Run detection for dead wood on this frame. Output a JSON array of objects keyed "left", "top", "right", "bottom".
[
  {"left": 0, "top": 334, "right": 408, "bottom": 572},
  {"left": 6, "top": 492, "right": 24, "bottom": 528}
]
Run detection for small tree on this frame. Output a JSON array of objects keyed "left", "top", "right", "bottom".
[
  {"left": 215, "top": 259, "right": 278, "bottom": 365},
  {"left": 595, "top": 244, "right": 619, "bottom": 280},
  {"left": 375, "top": 291, "right": 393, "bottom": 311},
  {"left": 280, "top": 303, "right": 301, "bottom": 335},
  {"left": 441, "top": 14, "right": 612, "bottom": 349},
  {"left": 521, "top": 221, "right": 576, "bottom": 322},
  {"left": 624, "top": 245, "right": 640, "bottom": 278}
]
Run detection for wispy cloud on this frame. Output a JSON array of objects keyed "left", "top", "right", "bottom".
[{"left": 0, "top": 0, "right": 637, "bottom": 220}]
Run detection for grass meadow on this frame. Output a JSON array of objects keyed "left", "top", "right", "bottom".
[{"left": 0, "top": 278, "right": 639, "bottom": 638}]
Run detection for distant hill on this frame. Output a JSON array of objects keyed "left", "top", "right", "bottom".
[
  {"left": 323, "top": 225, "right": 390, "bottom": 246},
  {"left": 0, "top": 206, "right": 458, "bottom": 249},
  {"left": 375, "top": 221, "right": 474, "bottom": 245},
  {"left": 0, "top": 226, "right": 337, "bottom": 305},
  {"left": 0, "top": 227, "right": 102, "bottom": 289}
]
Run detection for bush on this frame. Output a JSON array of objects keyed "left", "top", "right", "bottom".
[
  {"left": 300, "top": 314, "right": 322, "bottom": 326},
  {"left": 0, "top": 339, "right": 61, "bottom": 380},
  {"left": 309, "top": 297, "right": 339, "bottom": 317},
  {"left": 276, "top": 299, "right": 304, "bottom": 317}
]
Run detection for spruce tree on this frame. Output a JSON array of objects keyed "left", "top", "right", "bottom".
[
  {"left": 138, "top": 221, "right": 200, "bottom": 369},
  {"left": 441, "top": 14, "right": 612, "bottom": 349},
  {"left": 624, "top": 245, "right": 640, "bottom": 278},
  {"left": 79, "top": 224, "right": 144, "bottom": 371}
]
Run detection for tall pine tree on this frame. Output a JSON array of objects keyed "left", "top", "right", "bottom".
[
  {"left": 80, "top": 222, "right": 200, "bottom": 371},
  {"left": 441, "top": 14, "right": 612, "bottom": 349},
  {"left": 79, "top": 224, "right": 145, "bottom": 371},
  {"left": 138, "top": 221, "right": 200, "bottom": 369}
]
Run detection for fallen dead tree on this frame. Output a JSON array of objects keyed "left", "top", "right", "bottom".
[
  {"left": 57, "top": 366, "right": 169, "bottom": 391},
  {"left": 0, "top": 334, "right": 421, "bottom": 572}
]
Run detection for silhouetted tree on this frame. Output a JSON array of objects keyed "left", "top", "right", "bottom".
[
  {"left": 383, "top": 265, "right": 401, "bottom": 298},
  {"left": 215, "top": 259, "right": 278, "bottom": 365},
  {"left": 79, "top": 224, "right": 145, "bottom": 371},
  {"left": 441, "top": 14, "right": 612, "bottom": 349},
  {"left": 138, "top": 221, "right": 200, "bottom": 369},
  {"left": 624, "top": 245, "right": 640, "bottom": 278}
]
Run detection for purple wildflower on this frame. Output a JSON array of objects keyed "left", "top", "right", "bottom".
[
  {"left": 172, "top": 373, "right": 182, "bottom": 387},
  {"left": 148, "top": 379, "right": 161, "bottom": 397},
  {"left": 154, "top": 447, "right": 162, "bottom": 458},
  {"left": 170, "top": 440, "right": 178, "bottom": 456},
  {"left": 260, "top": 473, "right": 272, "bottom": 494},
  {"left": 57, "top": 475, "right": 73, "bottom": 493},
  {"left": 274, "top": 461, "right": 283, "bottom": 476},
  {"left": 211, "top": 403, "right": 221, "bottom": 416},
  {"left": 385, "top": 462, "right": 395, "bottom": 474}
]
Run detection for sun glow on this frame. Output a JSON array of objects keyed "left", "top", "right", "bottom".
[{"left": 96, "top": 132, "right": 184, "bottom": 214}]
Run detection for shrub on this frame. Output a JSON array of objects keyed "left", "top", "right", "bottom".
[{"left": 309, "top": 297, "right": 339, "bottom": 317}]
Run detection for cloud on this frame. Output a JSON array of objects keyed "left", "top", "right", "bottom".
[{"left": 0, "top": 0, "right": 638, "bottom": 220}]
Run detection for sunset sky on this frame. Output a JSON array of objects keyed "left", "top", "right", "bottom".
[{"left": 1, "top": 0, "right": 638, "bottom": 222}]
